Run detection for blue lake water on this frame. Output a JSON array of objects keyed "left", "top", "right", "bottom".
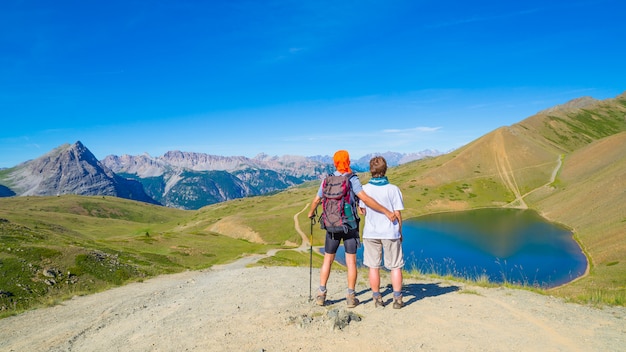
[{"left": 328, "top": 208, "right": 588, "bottom": 288}]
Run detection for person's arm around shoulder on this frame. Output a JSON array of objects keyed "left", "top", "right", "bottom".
[{"left": 357, "top": 190, "right": 397, "bottom": 223}]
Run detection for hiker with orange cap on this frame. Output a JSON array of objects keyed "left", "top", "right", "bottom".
[{"left": 308, "top": 150, "right": 398, "bottom": 308}]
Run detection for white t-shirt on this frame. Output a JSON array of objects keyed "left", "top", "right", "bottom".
[{"left": 359, "top": 182, "right": 404, "bottom": 239}]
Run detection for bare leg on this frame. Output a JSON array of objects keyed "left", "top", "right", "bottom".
[
  {"left": 391, "top": 268, "right": 403, "bottom": 293},
  {"left": 319, "top": 253, "right": 335, "bottom": 287},
  {"left": 369, "top": 267, "right": 380, "bottom": 293},
  {"left": 345, "top": 253, "right": 357, "bottom": 290}
]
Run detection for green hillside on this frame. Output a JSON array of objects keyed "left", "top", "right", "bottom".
[
  {"left": 387, "top": 92, "right": 626, "bottom": 305},
  {"left": 0, "top": 195, "right": 272, "bottom": 316}
]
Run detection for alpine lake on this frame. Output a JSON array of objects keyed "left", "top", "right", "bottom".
[{"left": 328, "top": 208, "right": 588, "bottom": 288}]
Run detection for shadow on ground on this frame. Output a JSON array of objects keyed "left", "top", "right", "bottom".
[
  {"left": 353, "top": 282, "right": 460, "bottom": 307},
  {"left": 401, "top": 282, "right": 460, "bottom": 306}
]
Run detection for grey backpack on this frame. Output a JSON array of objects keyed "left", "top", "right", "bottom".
[{"left": 319, "top": 173, "right": 359, "bottom": 234}]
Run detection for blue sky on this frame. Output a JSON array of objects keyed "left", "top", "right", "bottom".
[{"left": 1, "top": 0, "right": 625, "bottom": 168}]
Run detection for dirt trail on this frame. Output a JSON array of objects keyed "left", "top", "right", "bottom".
[
  {"left": 1, "top": 261, "right": 624, "bottom": 352},
  {"left": 520, "top": 154, "right": 563, "bottom": 199},
  {"left": 493, "top": 129, "right": 527, "bottom": 209},
  {"left": 294, "top": 204, "right": 312, "bottom": 251},
  {"left": 494, "top": 130, "right": 564, "bottom": 209}
]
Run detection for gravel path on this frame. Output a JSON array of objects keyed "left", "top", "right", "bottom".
[{"left": 1, "top": 256, "right": 624, "bottom": 352}]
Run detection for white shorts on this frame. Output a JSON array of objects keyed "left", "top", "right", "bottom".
[{"left": 363, "top": 238, "right": 404, "bottom": 270}]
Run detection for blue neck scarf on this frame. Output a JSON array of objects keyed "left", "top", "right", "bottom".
[{"left": 369, "top": 176, "right": 389, "bottom": 186}]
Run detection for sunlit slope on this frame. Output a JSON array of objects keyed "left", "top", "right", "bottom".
[
  {"left": 391, "top": 93, "right": 626, "bottom": 219},
  {"left": 517, "top": 94, "right": 626, "bottom": 302},
  {"left": 527, "top": 131, "right": 626, "bottom": 301},
  {"left": 177, "top": 185, "right": 315, "bottom": 246},
  {"left": 390, "top": 125, "right": 561, "bottom": 216},
  {"left": 529, "top": 131, "right": 626, "bottom": 252},
  {"left": 516, "top": 94, "right": 626, "bottom": 153},
  {"left": 390, "top": 93, "right": 626, "bottom": 303}
]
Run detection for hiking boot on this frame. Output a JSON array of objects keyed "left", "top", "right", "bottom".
[
  {"left": 316, "top": 290, "right": 326, "bottom": 306},
  {"left": 393, "top": 295, "right": 404, "bottom": 309},
  {"left": 373, "top": 295, "right": 385, "bottom": 308},
  {"left": 346, "top": 292, "right": 360, "bottom": 308}
]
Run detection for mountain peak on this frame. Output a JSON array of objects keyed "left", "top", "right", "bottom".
[{"left": 1, "top": 142, "right": 157, "bottom": 204}]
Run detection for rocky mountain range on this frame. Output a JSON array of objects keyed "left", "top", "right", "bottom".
[
  {"left": 312, "top": 149, "right": 443, "bottom": 172},
  {"left": 0, "top": 143, "right": 441, "bottom": 210}
]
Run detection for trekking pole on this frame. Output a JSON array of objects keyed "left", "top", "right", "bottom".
[{"left": 309, "top": 209, "right": 316, "bottom": 302}]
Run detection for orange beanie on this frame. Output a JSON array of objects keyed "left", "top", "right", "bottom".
[{"left": 333, "top": 150, "right": 351, "bottom": 173}]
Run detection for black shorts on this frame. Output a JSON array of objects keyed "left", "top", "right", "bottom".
[{"left": 324, "top": 228, "right": 360, "bottom": 255}]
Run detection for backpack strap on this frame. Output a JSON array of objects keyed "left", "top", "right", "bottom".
[{"left": 345, "top": 173, "right": 360, "bottom": 221}]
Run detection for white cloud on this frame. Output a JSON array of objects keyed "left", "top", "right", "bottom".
[{"left": 382, "top": 126, "right": 441, "bottom": 133}]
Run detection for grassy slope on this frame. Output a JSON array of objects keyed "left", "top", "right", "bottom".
[
  {"left": 517, "top": 94, "right": 626, "bottom": 304},
  {"left": 0, "top": 195, "right": 270, "bottom": 316},
  {"left": 392, "top": 125, "right": 561, "bottom": 217},
  {"left": 527, "top": 132, "right": 626, "bottom": 303}
]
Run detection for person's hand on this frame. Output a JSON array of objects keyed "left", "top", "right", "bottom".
[{"left": 386, "top": 211, "right": 397, "bottom": 223}]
